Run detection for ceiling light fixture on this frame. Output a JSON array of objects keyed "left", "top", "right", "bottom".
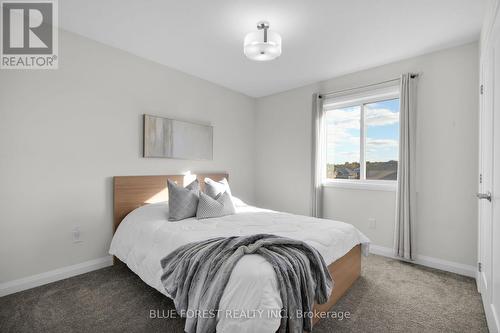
[{"left": 244, "top": 21, "right": 281, "bottom": 61}]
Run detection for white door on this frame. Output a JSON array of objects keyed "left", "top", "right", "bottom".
[
  {"left": 478, "top": 42, "right": 493, "bottom": 303},
  {"left": 491, "top": 25, "right": 500, "bottom": 332},
  {"left": 478, "top": 17, "right": 500, "bottom": 332}
]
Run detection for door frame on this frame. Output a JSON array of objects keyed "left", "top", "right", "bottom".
[{"left": 478, "top": 2, "right": 500, "bottom": 331}]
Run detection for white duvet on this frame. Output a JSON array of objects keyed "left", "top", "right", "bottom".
[{"left": 109, "top": 201, "right": 369, "bottom": 333}]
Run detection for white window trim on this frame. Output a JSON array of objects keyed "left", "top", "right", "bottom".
[
  {"left": 323, "top": 85, "right": 400, "bottom": 110},
  {"left": 322, "top": 179, "right": 397, "bottom": 192},
  {"left": 322, "top": 85, "right": 400, "bottom": 191}
]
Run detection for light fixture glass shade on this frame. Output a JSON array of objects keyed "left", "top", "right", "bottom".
[{"left": 244, "top": 29, "right": 281, "bottom": 61}]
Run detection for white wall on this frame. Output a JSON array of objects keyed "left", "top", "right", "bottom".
[
  {"left": 0, "top": 31, "right": 480, "bottom": 286},
  {"left": 255, "top": 43, "right": 479, "bottom": 266},
  {"left": 0, "top": 30, "right": 256, "bottom": 283}
]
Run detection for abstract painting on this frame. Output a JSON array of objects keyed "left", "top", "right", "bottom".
[{"left": 143, "top": 114, "right": 213, "bottom": 160}]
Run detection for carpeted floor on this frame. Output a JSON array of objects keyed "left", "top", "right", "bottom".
[{"left": 0, "top": 255, "right": 488, "bottom": 333}]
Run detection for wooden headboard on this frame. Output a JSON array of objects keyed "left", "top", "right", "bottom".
[{"left": 113, "top": 173, "right": 228, "bottom": 231}]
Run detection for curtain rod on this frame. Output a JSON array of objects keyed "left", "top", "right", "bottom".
[{"left": 318, "top": 74, "right": 418, "bottom": 99}]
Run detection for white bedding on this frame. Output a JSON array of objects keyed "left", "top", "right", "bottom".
[{"left": 109, "top": 201, "right": 370, "bottom": 333}]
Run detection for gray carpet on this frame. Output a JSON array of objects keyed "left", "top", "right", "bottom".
[{"left": 0, "top": 255, "right": 488, "bottom": 333}]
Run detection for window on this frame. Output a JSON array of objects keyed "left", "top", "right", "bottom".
[{"left": 323, "top": 85, "right": 400, "bottom": 189}]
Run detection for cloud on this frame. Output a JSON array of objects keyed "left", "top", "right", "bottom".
[
  {"left": 326, "top": 108, "right": 398, "bottom": 145},
  {"left": 365, "top": 108, "right": 399, "bottom": 126},
  {"left": 366, "top": 139, "right": 398, "bottom": 154},
  {"left": 326, "top": 108, "right": 360, "bottom": 148},
  {"left": 366, "top": 138, "right": 398, "bottom": 147},
  {"left": 326, "top": 108, "right": 360, "bottom": 130},
  {"left": 326, "top": 107, "right": 399, "bottom": 163},
  {"left": 327, "top": 107, "right": 398, "bottom": 129}
]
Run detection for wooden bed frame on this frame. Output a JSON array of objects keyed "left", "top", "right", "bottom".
[{"left": 113, "top": 173, "right": 361, "bottom": 326}]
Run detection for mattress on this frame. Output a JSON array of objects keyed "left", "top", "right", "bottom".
[{"left": 109, "top": 201, "right": 370, "bottom": 332}]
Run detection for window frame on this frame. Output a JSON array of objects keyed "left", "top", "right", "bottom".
[{"left": 322, "top": 86, "right": 400, "bottom": 192}]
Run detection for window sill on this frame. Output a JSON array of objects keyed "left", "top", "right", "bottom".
[{"left": 322, "top": 179, "right": 397, "bottom": 192}]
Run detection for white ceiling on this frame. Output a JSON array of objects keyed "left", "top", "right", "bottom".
[{"left": 60, "top": 0, "right": 485, "bottom": 97}]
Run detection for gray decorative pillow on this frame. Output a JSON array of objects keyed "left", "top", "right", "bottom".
[
  {"left": 204, "top": 177, "right": 231, "bottom": 199},
  {"left": 196, "top": 191, "right": 236, "bottom": 219},
  {"left": 167, "top": 179, "right": 200, "bottom": 221}
]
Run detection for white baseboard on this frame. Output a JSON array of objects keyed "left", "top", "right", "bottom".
[
  {"left": 0, "top": 256, "right": 113, "bottom": 297},
  {"left": 0, "top": 248, "right": 477, "bottom": 298},
  {"left": 484, "top": 302, "right": 500, "bottom": 333},
  {"left": 369, "top": 245, "right": 476, "bottom": 278}
]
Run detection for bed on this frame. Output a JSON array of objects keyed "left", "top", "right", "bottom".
[{"left": 109, "top": 173, "right": 369, "bottom": 332}]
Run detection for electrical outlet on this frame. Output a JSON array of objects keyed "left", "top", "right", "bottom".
[
  {"left": 368, "top": 218, "right": 376, "bottom": 229},
  {"left": 72, "top": 226, "right": 82, "bottom": 243}
]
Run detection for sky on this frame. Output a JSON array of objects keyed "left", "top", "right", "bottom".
[{"left": 326, "top": 98, "right": 399, "bottom": 164}]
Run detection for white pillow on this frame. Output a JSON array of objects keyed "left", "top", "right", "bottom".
[{"left": 204, "top": 177, "right": 231, "bottom": 199}]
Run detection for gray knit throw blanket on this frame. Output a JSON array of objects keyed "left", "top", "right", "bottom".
[{"left": 160, "top": 234, "right": 333, "bottom": 333}]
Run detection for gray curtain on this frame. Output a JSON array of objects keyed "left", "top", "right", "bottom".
[
  {"left": 311, "top": 94, "right": 325, "bottom": 218},
  {"left": 394, "top": 73, "right": 418, "bottom": 260}
]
